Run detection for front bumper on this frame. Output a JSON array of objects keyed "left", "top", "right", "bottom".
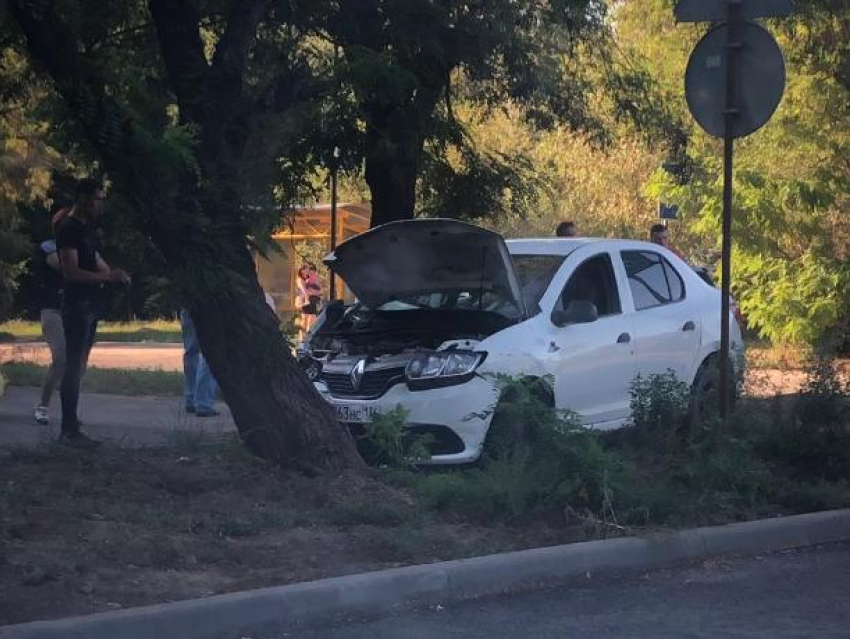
[{"left": 314, "top": 375, "right": 498, "bottom": 464}]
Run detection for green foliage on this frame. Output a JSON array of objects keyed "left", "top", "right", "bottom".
[
  {"left": 357, "top": 406, "right": 433, "bottom": 468},
  {"left": 418, "top": 375, "right": 622, "bottom": 523},
  {"left": 617, "top": 0, "right": 850, "bottom": 348},
  {"left": 413, "top": 367, "right": 849, "bottom": 529},
  {"left": 627, "top": 371, "right": 691, "bottom": 445},
  {"left": 753, "top": 355, "right": 850, "bottom": 481}
]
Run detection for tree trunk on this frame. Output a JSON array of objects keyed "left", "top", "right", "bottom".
[
  {"left": 362, "top": 100, "right": 435, "bottom": 228},
  {"left": 364, "top": 126, "right": 420, "bottom": 228},
  {"left": 8, "top": 0, "right": 365, "bottom": 473},
  {"left": 185, "top": 235, "right": 360, "bottom": 471}
]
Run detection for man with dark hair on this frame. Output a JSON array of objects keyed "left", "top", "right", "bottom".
[
  {"left": 556, "top": 221, "right": 577, "bottom": 238},
  {"left": 650, "top": 223, "right": 686, "bottom": 260},
  {"left": 55, "top": 178, "right": 130, "bottom": 448}
]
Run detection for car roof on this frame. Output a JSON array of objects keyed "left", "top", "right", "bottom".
[{"left": 506, "top": 237, "right": 658, "bottom": 256}]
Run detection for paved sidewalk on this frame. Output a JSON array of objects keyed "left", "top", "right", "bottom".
[{"left": 0, "top": 386, "right": 234, "bottom": 448}]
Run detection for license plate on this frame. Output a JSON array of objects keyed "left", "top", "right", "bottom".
[{"left": 333, "top": 403, "right": 378, "bottom": 424}]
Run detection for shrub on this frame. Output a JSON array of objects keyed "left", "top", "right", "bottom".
[
  {"left": 753, "top": 353, "right": 850, "bottom": 481},
  {"left": 627, "top": 371, "right": 691, "bottom": 449},
  {"left": 357, "top": 406, "right": 433, "bottom": 468},
  {"left": 417, "top": 376, "right": 627, "bottom": 525}
]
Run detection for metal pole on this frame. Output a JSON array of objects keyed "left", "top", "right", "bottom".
[
  {"left": 329, "top": 146, "right": 340, "bottom": 301},
  {"left": 719, "top": 0, "right": 741, "bottom": 420}
]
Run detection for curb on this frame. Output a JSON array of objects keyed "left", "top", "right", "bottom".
[{"left": 3, "top": 509, "right": 850, "bottom": 639}]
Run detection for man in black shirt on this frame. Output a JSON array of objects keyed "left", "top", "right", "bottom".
[{"left": 55, "top": 178, "right": 130, "bottom": 448}]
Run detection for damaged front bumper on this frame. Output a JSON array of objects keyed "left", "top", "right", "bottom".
[{"left": 314, "top": 375, "right": 497, "bottom": 464}]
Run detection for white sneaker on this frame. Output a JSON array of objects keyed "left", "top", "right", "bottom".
[{"left": 34, "top": 406, "right": 50, "bottom": 425}]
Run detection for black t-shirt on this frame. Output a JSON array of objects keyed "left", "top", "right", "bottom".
[
  {"left": 32, "top": 241, "right": 63, "bottom": 311},
  {"left": 56, "top": 216, "right": 101, "bottom": 305}
]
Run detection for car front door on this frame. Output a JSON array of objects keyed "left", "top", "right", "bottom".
[
  {"left": 619, "top": 250, "right": 701, "bottom": 384},
  {"left": 541, "top": 251, "right": 636, "bottom": 427}
]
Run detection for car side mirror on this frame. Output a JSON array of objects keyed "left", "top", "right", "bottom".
[{"left": 551, "top": 300, "right": 599, "bottom": 327}]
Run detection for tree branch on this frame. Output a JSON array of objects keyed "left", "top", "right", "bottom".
[
  {"left": 7, "top": 0, "right": 183, "bottom": 262},
  {"left": 147, "top": 0, "right": 210, "bottom": 123}
]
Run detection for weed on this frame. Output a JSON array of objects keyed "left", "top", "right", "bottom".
[
  {"left": 357, "top": 406, "right": 433, "bottom": 468},
  {"left": 774, "top": 480, "right": 850, "bottom": 513},
  {"left": 416, "top": 376, "right": 625, "bottom": 525},
  {"left": 627, "top": 371, "right": 691, "bottom": 448}
]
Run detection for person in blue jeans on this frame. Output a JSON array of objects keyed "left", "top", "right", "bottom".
[
  {"left": 55, "top": 179, "right": 131, "bottom": 449},
  {"left": 180, "top": 309, "right": 219, "bottom": 417}
]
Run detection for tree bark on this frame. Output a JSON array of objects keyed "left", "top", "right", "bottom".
[
  {"left": 184, "top": 231, "right": 360, "bottom": 471},
  {"left": 364, "top": 121, "right": 421, "bottom": 227},
  {"left": 8, "top": 0, "right": 364, "bottom": 472},
  {"left": 362, "top": 95, "right": 439, "bottom": 228}
]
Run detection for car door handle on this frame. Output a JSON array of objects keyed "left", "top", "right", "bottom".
[
  {"left": 617, "top": 332, "right": 631, "bottom": 344},
  {"left": 682, "top": 321, "right": 696, "bottom": 332}
]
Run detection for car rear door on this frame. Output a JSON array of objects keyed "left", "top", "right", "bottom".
[
  {"left": 619, "top": 250, "right": 701, "bottom": 384},
  {"left": 541, "top": 251, "right": 636, "bottom": 427}
]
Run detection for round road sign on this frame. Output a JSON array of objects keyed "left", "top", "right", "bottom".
[{"left": 685, "top": 21, "right": 786, "bottom": 139}]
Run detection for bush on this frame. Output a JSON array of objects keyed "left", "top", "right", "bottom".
[
  {"left": 417, "top": 376, "right": 626, "bottom": 525},
  {"left": 357, "top": 406, "right": 433, "bottom": 468},
  {"left": 627, "top": 371, "right": 691, "bottom": 448},
  {"left": 409, "top": 362, "right": 849, "bottom": 530},
  {"left": 753, "top": 353, "right": 850, "bottom": 481},
  {"left": 676, "top": 417, "right": 774, "bottom": 503}
]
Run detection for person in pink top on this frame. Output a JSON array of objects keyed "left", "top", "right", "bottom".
[{"left": 297, "top": 264, "right": 323, "bottom": 340}]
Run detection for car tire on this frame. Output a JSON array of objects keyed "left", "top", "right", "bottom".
[{"left": 687, "top": 355, "right": 736, "bottom": 428}]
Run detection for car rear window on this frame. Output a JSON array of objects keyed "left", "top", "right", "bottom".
[{"left": 621, "top": 250, "right": 686, "bottom": 310}]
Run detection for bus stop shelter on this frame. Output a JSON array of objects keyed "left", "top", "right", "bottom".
[{"left": 256, "top": 203, "right": 371, "bottom": 314}]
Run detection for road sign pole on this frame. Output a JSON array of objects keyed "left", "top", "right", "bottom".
[
  {"left": 329, "top": 146, "right": 340, "bottom": 301},
  {"left": 719, "top": 0, "right": 742, "bottom": 420}
]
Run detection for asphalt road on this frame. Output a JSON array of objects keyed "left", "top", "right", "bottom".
[{"left": 293, "top": 543, "right": 850, "bottom": 639}]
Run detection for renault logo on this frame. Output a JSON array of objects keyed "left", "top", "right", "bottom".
[{"left": 350, "top": 359, "right": 367, "bottom": 390}]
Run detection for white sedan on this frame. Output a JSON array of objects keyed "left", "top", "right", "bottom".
[{"left": 302, "top": 219, "right": 743, "bottom": 464}]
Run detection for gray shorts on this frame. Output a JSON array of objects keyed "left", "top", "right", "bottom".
[{"left": 40, "top": 308, "right": 66, "bottom": 368}]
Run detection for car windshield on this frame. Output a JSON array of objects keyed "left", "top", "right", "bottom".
[
  {"left": 366, "top": 254, "right": 566, "bottom": 318},
  {"left": 374, "top": 289, "right": 522, "bottom": 318},
  {"left": 512, "top": 254, "right": 567, "bottom": 314}
]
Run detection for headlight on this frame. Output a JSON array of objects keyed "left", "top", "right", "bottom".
[{"left": 406, "top": 351, "right": 485, "bottom": 389}]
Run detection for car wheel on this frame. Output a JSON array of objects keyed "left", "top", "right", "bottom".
[{"left": 688, "top": 356, "right": 736, "bottom": 428}]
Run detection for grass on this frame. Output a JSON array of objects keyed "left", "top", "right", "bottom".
[
  {"left": 0, "top": 319, "right": 182, "bottom": 343},
  {"left": 369, "top": 369, "right": 850, "bottom": 530},
  {"left": 0, "top": 361, "right": 183, "bottom": 396}
]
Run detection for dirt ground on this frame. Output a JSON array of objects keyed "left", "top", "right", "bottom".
[{"left": 0, "top": 443, "right": 594, "bottom": 626}]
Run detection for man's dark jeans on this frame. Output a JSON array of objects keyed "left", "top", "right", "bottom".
[{"left": 60, "top": 301, "right": 98, "bottom": 434}]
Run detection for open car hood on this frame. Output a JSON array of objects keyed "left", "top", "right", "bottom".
[{"left": 324, "top": 219, "right": 527, "bottom": 318}]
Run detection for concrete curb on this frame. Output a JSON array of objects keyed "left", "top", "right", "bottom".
[{"left": 3, "top": 509, "right": 850, "bottom": 639}]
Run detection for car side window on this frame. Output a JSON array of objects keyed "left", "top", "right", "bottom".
[
  {"left": 622, "top": 251, "right": 686, "bottom": 311},
  {"left": 559, "top": 254, "right": 621, "bottom": 317}
]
